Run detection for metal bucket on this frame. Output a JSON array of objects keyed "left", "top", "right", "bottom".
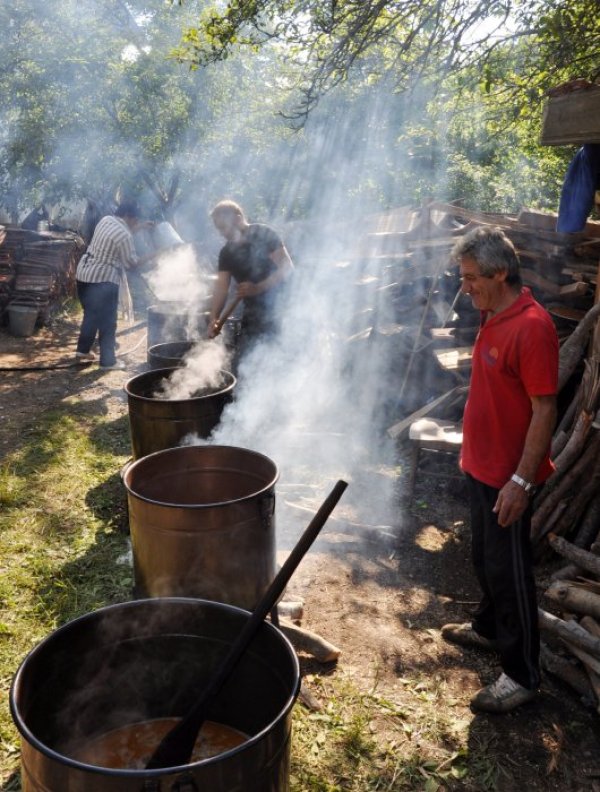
[
  {"left": 147, "top": 341, "right": 195, "bottom": 370},
  {"left": 152, "top": 221, "right": 185, "bottom": 251},
  {"left": 125, "top": 368, "right": 236, "bottom": 460},
  {"left": 8, "top": 304, "right": 39, "bottom": 337},
  {"left": 10, "top": 597, "right": 300, "bottom": 791},
  {"left": 146, "top": 303, "right": 211, "bottom": 353},
  {"left": 123, "top": 445, "right": 278, "bottom": 608}
]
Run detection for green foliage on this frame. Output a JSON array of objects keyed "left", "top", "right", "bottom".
[{"left": 0, "top": 0, "right": 595, "bottom": 230}]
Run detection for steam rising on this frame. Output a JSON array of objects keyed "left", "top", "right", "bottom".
[
  {"left": 169, "top": 238, "right": 404, "bottom": 549},
  {"left": 154, "top": 340, "right": 230, "bottom": 400},
  {"left": 145, "top": 245, "right": 210, "bottom": 308}
]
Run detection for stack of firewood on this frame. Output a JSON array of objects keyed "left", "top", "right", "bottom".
[
  {"left": 530, "top": 299, "right": 600, "bottom": 708},
  {"left": 539, "top": 534, "right": 600, "bottom": 711},
  {"left": 532, "top": 301, "right": 600, "bottom": 547}
]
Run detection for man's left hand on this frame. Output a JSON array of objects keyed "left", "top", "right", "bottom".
[{"left": 493, "top": 481, "right": 530, "bottom": 527}]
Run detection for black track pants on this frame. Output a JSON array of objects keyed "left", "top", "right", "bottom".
[{"left": 467, "top": 474, "right": 540, "bottom": 690}]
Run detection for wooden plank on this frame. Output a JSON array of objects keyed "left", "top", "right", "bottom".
[
  {"left": 433, "top": 346, "right": 473, "bottom": 371},
  {"left": 387, "top": 386, "right": 467, "bottom": 439},
  {"left": 540, "top": 85, "right": 600, "bottom": 145}
]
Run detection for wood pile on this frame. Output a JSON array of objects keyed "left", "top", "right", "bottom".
[
  {"left": 539, "top": 534, "right": 600, "bottom": 711},
  {"left": 0, "top": 224, "right": 85, "bottom": 324}
]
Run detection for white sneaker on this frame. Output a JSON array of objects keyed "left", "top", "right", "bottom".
[
  {"left": 471, "top": 672, "right": 537, "bottom": 713},
  {"left": 75, "top": 351, "right": 96, "bottom": 361},
  {"left": 99, "top": 360, "right": 126, "bottom": 371}
]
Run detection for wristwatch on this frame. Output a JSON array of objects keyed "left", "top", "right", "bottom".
[{"left": 511, "top": 473, "right": 534, "bottom": 494}]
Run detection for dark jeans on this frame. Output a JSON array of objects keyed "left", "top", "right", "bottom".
[
  {"left": 76, "top": 281, "right": 119, "bottom": 367},
  {"left": 467, "top": 474, "right": 540, "bottom": 690}
]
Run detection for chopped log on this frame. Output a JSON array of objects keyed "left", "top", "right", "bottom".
[
  {"left": 585, "top": 668, "right": 600, "bottom": 713},
  {"left": 550, "top": 469, "right": 600, "bottom": 539},
  {"left": 562, "top": 631, "right": 600, "bottom": 714},
  {"left": 298, "top": 681, "right": 323, "bottom": 711},
  {"left": 532, "top": 431, "right": 600, "bottom": 538},
  {"left": 575, "top": 490, "right": 600, "bottom": 548},
  {"left": 545, "top": 581, "right": 600, "bottom": 620},
  {"left": 540, "top": 500, "right": 570, "bottom": 540},
  {"left": 521, "top": 269, "right": 590, "bottom": 298},
  {"left": 574, "top": 578, "right": 600, "bottom": 595},
  {"left": 538, "top": 608, "right": 600, "bottom": 658},
  {"left": 558, "top": 301, "right": 600, "bottom": 391},
  {"left": 552, "top": 410, "right": 595, "bottom": 477},
  {"left": 540, "top": 642, "right": 594, "bottom": 700},
  {"left": 581, "top": 615, "right": 600, "bottom": 638},
  {"left": 548, "top": 533, "right": 600, "bottom": 578},
  {"left": 551, "top": 380, "right": 582, "bottom": 458},
  {"left": 551, "top": 563, "right": 585, "bottom": 581},
  {"left": 278, "top": 617, "right": 342, "bottom": 663},
  {"left": 552, "top": 357, "right": 600, "bottom": 476},
  {"left": 550, "top": 429, "right": 570, "bottom": 460},
  {"left": 562, "top": 641, "right": 600, "bottom": 678}
]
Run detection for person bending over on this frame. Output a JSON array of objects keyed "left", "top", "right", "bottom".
[{"left": 208, "top": 200, "right": 294, "bottom": 351}]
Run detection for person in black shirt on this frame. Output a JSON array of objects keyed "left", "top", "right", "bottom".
[{"left": 208, "top": 200, "right": 294, "bottom": 346}]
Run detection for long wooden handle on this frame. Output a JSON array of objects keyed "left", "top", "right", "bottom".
[
  {"left": 145, "top": 479, "right": 348, "bottom": 769},
  {"left": 212, "top": 296, "right": 242, "bottom": 336}
]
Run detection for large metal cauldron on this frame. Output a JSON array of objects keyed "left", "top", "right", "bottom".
[
  {"left": 125, "top": 367, "right": 236, "bottom": 460},
  {"left": 147, "top": 302, "right": 211, "bottom": 353},
  {"left": 123, "top": 445, "right": 278, "bottom": 609},
  {"left": 147, "top": 341, "right": 195, "bottom": 370},
  {"left": 10, "top": 598, "right": 300, "bottom": 792}
]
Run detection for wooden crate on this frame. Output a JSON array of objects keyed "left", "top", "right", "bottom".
[{"left": 540, "top": 86, "right": 600, "bottom": 146}]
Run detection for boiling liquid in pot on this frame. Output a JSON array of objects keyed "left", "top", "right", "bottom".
[{"left": 72, "top": 717, "right": 248, "bottom": 769}]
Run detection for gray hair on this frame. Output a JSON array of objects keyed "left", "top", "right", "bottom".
[{"left": 451, "top": 226, "right": 522, "bottom": 287}]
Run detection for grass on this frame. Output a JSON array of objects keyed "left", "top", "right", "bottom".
[
  {"left": 0, "top": 405, "right": 133, "bottom": 787},
  {"left": 0, "top": 402, "right": 511, "bottom": 791}
]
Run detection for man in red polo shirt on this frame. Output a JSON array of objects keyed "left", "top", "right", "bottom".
[{"left": 442, "top": 226, "right": 558, "bottom": 713}]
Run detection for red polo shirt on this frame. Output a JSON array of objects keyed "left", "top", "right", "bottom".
[{"left": 460, "top": 288, "right": 558, "bottom": 489}]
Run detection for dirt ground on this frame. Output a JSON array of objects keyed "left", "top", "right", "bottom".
[{"left": 1, "top": 294, "right": 600, "bottom": 791}]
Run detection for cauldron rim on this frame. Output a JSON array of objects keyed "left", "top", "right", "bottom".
[
  {"left": 124, "top": 367, "right": 236, "bottom": 404},
  {"left": 147, "top": 340, "right": 196, "bottom": 358},
  {"left": 10, "top": 597, "right": 300, "bottom": 779},
  {"left": 122, "top": 444, "right": 280, "bottom": 509}
]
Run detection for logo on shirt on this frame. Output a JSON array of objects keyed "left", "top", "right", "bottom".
[{"left": 483, "top": 345, "right": 499, "bottom": 366}]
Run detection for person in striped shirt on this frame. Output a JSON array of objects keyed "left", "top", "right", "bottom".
[{"left": 75, "top": 202, "right": 153, "bottom": 370}]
